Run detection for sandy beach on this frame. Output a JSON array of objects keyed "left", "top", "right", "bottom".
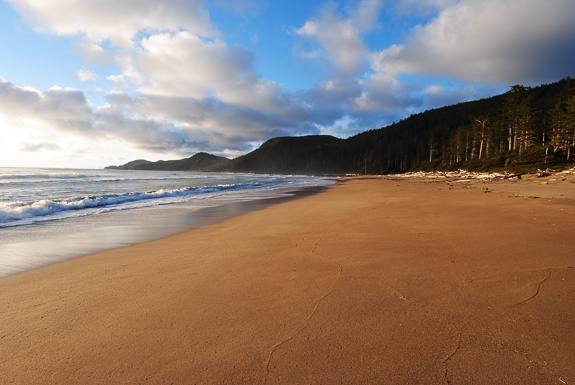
[{"left": 1, "top": 176, "right": 574, "bottom": 384}]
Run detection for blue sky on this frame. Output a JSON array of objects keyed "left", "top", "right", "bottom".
[{"left": 1, "top": 0, "right": 574, "bottom": 168}]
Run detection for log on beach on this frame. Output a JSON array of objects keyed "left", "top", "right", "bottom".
[{"left": 1, "top": 177, "right": 574, "bottom": 384}]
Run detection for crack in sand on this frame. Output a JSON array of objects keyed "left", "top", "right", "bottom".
[
  {"left": 443, "top": 323, "right": 462, "bottom": 384},
  {"left": 262, "top": 238, "right": 342, "bottom": 384},
  {"left": 516, "top": 271, "right": 552, "bottom": 306}
]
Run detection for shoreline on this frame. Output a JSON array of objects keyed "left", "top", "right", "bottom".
[
  {"left": 1, "top": 177, "right": 574, "bottom": 384},
  {"left": 0, "top": 184, "right": 330, "bottom": 279}
]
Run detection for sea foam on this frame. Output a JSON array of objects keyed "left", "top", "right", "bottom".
[{"left": 0, "top": 182, "right": 268, "bottom": 227}]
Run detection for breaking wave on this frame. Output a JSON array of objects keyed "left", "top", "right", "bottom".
[{"left": 0, "top": 182, "right": 268, "bottom": 227}]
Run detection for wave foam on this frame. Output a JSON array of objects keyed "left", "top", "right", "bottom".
[{"left": 0, "top": 182, "right": 267, "bottom": 227}]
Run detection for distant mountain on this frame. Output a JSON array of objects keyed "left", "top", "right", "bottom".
[
  {"left": 106, "top": 152, "right": 230, "bottom": 171},
  {"left": 105, "top": 159, "right": 153, "bottom": 170},
  {"left": 108, "top": 78, "right": 575, "bottom": 175},
  {"left": 211, "top": 135, "right": 347, "bottom": 174}
]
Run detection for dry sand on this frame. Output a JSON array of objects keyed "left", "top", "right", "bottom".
[{"left": 1, "top": 177, "right": 574, "bottom": 384}]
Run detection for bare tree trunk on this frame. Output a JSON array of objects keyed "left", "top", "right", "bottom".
[
  {"left": 475, "top": 116, "right": 488, "bottom": 160},
  {"left": 454, "top": 141, "right": 458, "bottom": 162},
  {"left": 509, "top": 126, "right": 513, "bottom": 150},
  {"left": 466, "top": 133, "right": 469, "bottom": 161}
]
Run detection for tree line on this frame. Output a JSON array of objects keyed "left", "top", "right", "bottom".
[
  {"left": 438, "top": 79, "right": 575, "bottom": 169},
  {"left": 350, "top": 77, "right": 575, "bottom": 174}
]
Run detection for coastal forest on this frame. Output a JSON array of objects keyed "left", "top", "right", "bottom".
[
  {"left": 362, "top": 76, "right": 575, "bottom": 174},
  {"left": 110, "top": 77, "right": 575, "bottom": 175}
]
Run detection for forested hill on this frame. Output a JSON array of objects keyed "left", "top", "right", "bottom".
[
  {"left": 106, "top": 152, "right": 230, "bottom": 171},
  {"left": 347, "top": 77, "right": 575, "bottom": 174},
  {"left": 215, "top": 135, "right": 346, "bottom": 174},
  {"left": 109, "top": 77, "right": 575, "bottom": 175}
]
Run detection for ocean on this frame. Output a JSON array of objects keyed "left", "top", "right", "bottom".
[{"left": 0, "top": 167, "right": 335, "bottom": 278}]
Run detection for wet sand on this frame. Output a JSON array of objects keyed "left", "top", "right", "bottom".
[
  {"left": 0, "top": 185, "right": 329, "bottom": 278},
  {"left": 1, "top": 177, "right": 574, "bottom": 384}
]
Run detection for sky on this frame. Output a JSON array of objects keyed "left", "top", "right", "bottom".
[{"left": 1, "top": 0, "right": 574, "bottom": 169}]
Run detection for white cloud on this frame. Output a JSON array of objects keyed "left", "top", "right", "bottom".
[
  {"left": 6, "top": 0, "right": 216, "bottom": 47},
  {"left": 347, "top": 0, "right": 384, "bottom": 33},
  {"left": 425, "top": 85, "right": 445, "bottom": 97},
  {"left": 351, "top": 72, "right": 419, "bottom": 113},
  {"left": 77, "top": 68, "right": 99, "bottom": 82},
  {"left": 133, "top": 31, "right": 306, "bottom": 116},
  {"left": 373, "top": 0, "right": 575, "bottom": 85},
  {"left": 136, "top": 32, "right": 249, "bottom": 99},
  {"left": 74, "top": 38, "right": 110, "bottom": 64},
  {"left": 0, "top": 78, "right": 93, "bottom": 125},
  {"left": 295, "top": 0, "right": 382, "bottom": 74}
]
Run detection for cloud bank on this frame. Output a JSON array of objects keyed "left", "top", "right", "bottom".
[
  {"left": 1, "top": 0, "right": 574, "bottom": 165},
  {"left": 6, "top": 0, "right": 215, "bottom": 46},
  {"left": 374, "top": 0, "right": 575, "bottom": 85}
]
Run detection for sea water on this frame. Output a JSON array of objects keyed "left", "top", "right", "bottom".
[{"left": 0, "top": 168, "right": 335, "bottom": 277}]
